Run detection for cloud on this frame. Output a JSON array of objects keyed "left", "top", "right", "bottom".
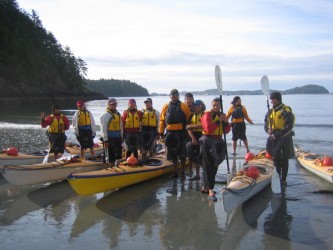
[{"left": 17, "top": 0, "right": 333, "bottom": 92}]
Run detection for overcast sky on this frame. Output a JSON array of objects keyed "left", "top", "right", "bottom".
[{"left": 17, "top": 0, "right": 333, "bottom": 93}]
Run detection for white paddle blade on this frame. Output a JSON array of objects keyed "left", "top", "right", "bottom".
[
  {"left": 260, "top": 75, "right": 270, "bottom": 95},
  {"left": 271, "top": 167, "right": 281, "bottom": 194},
  {"left": 42, "top": 154, "right": 49, "bottom": 164},
  {"left": 215, "top": 65, "right": 222, "bottom": 94}
]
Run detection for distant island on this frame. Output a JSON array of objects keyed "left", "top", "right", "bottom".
[{"left": 151, "top": 84, "right": 330, "bottom": 96}]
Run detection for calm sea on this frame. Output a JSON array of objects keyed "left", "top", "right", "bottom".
[{"left": 0, "top": 94, "right": 332, "bottom": 250}]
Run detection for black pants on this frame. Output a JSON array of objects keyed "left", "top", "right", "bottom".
[
  {"left": 199, "top": 135, "right": 226, "bottom": 190},
  {"left": 124, "top": 133, "right": 140, "bottom": 158},
  {"left": 107, "top": 136, "right": 122, "bottom": 162},
  {"left": 266, "top": 134, "right": 294, "bottom": 180}
]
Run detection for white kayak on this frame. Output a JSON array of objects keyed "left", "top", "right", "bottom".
[
  {"left": 1, "top": 153, "right": 105, "bottom": 186},
  {"left": 295, "top": 145, "right": 333, "bottom": 184},
  {"left": 222, "top": 151, "right": 274, "bottom": 213},
  {"left": 0, "top": 141, "right": 104, "bottom": 167}
]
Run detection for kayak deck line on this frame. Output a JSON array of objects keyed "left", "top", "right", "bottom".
[{"left": 68, "top": 163, "right": 171, "bottom": 180}]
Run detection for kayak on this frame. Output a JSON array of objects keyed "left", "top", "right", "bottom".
[
  {"left": 222, "top": 151, "right": 274, "bottom": 213},
  {"left": 0, "top": 142, "right": 104, "bottom": 167},
  {"left": 68, "top": 153, "right": 183, "bottom": 195},
  {"left": 295, "top": 145, "right": 333, "bottom": 184},
  {"left": 1, "top": 156, "right": 104, "bottom": 186}
]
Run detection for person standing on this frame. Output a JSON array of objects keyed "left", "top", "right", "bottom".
[
  {"left": 72, "top": 100, "right": 96, "bottom": 159},
  {"left": 265, "top": 91, "right": 295, "bottom": 183},
  {"left": 159, "top": 89, "right": 191, "bottom": 180},
  {"left": 226, "top": 96, "right": 254, "bottom": 155},
  {"left": 200, "top": 97, "right": 231, "bottom": 201},
  {"left": 41, "top": 103, "right": 70, "bottom": 159},
  {"left": 122, "top": 99, "right": 142, "bottom": 159},
  {"left": 100, "top": 98, "right": 123, "bottom": 167},
  {"left": 140, "top": 98, "right": 160, "bottom": 159},
  {"left": 186, "top": 100, "right": 205, "bottom": 180}
]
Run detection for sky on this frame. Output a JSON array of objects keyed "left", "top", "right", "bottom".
[{"left": 16, "top": 0, "right": 333, "bottom": 93}]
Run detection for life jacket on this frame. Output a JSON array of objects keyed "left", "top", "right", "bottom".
[
  {"left": 165, "top": 101, "right": 186, "bottom": 125},
  {"left": 107, "top": 109, "right": 121, "bottom": 132},
  {"left": 190, "top": 112, "right": 203, "bottom": 133},
  {"left": 202, "top": 111, "right": 224, "bottom": 136},
  {"left": 232, "top": 105, "right": 244, "bottom": 119},
  {"left": 141, "top": 109, "right": 157, "bottom": 127},
  {"left": 269, "top": 104, "right": 295, "bottom": 130},
  {"left": 48, "top": 114, "right": 65, "bottom": 133},
  {"left": 77, "top": 110, "right": 92, "bottom": 130},
  {"left": 124, "top": 109, "right": 141, "bottom": 129}
]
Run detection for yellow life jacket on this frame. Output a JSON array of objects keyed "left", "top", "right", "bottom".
[
  {"left": 78, "top": 110, "right": 91, "bottom": 126},
  {"left": 107, "top": 109, "right": 121, "bottom": 131},
  {"left": 48, "top": 114, "right": 65, "bottom": 133},
  {"left": 124, "top": 109, "right": 141, "bottom": 129},
  {"left": 141, "top": 109, "right": 157, "bottom": 127},
  {"left": 190, "top": 112, "right": 203, "bottom": 133},
  {"left": 203, "top": 111, "right": 223, "bottom": 136},
  {"left": 270, "top": 104, "right": 294, "bottom": 130}
]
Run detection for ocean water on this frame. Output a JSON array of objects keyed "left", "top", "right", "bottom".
[{"left": 0, "top": 94, "right": 332, "bottom": 249}]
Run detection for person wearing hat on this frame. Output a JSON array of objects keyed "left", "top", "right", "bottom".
[
  {"left": 122, "top": 98, "right": 143, "bottom": 159},
  {"left": 41, "top": 103, "right": 70, "bottom": 159},
  {"left": 226, "top": 96, "right": 254, "bottom": 155},
  {"left": 140, "top": 98, "right": 160, "bottom": 159},
  {"left": 159, "top": 89, "right": 191, "bottom": 179},
  {"left": 100, "top": 98, "right": 123, "bottom": 166},
  {"left": 72, "top": 100, "right": 96, "bottom": 159},
  {"left": 265, "top": 91, "right": 295, "bottom": 183},
  {"left": 200, "top": 97, "right": 231, "bottom": 201},
  {"left": 186, "top": 99, "right": 205, "bottom": 180}
]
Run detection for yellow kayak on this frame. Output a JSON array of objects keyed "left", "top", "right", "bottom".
[{"left": 68, "top": 153, "right": 184, "bottom": 195}]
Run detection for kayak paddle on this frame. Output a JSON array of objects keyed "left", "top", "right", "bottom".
[
  {"left": 215, "top": 65, "right": 230, "bottom": 172},
  {"left": 260, "top": 75, "right": 281, "bottom": 194}
]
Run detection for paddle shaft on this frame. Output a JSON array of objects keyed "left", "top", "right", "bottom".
[
  {"left": 215, "top": 65, "right": 230, "bottom": 172},
  {"left": 43, "top": 132, "right": 59, "bottom": 164},
  {"left": 220, "top": 95, "right": 230, "bottom": 172}
]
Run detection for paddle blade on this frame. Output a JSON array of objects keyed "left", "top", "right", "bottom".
[
  {"left": 271, "top": 167, "right": 281, "bottom": 194},
  {"left": 260, "top": 75, "right": 270, "bottom": 95},
  {"left": 42, "top": 154, "right": 49, "bottom": 164},
  {"left": 215, "top": 65, "right": 222, "bottom": 95}
]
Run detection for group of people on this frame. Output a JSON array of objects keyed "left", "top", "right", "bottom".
[
  {"left": 40, "top": 89, "right": 294, "bottom": 200},
  {"left": 41, "top": 101, "right": 97, "bottom": 160}
]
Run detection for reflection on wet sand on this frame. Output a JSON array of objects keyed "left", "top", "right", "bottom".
[
  {"left": 0, "top": 181, "right": 76, "bottom": 225},
  {"left": 222, "top": 186, "right": 272, "bottom": 249},
  {"left": 70, "top": 177, "right": 170, "bottom": 242},
  {"left": 160, "top": 179, "right": 224, "bottom": 249}
]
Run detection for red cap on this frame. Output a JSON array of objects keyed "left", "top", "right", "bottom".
[
  {"left": 128, "top": 99, "right": 136, "bottom": 104},
  {"left": 77, "top": 100, "right": 85, "bottom": 106}
]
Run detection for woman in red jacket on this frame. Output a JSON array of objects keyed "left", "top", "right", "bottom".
[{"left": 200, "top": 98, "right": 231, "bottom": 202}]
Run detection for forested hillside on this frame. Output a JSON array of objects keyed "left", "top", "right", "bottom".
[
  {"left": 86, "top": 79, "right": 149, "bottom": 97},
  {"left": 0, "top": 0, "right": 106, "bottom": 104}
]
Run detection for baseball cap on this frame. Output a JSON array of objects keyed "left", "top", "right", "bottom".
[
  {"left": 170, "top": 89, "right": 179, "bottom": 95},
  {"left": 108, "top": 98, "right": 117, "bottom": 104},
  {"left": 144, "top": 98, "right": 152, "bottom": 103}
]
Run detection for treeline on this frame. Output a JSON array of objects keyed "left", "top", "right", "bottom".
[
  {"left": 0, "top": 0, "right": 105, "bottom": 104},
  {"left": 86, "top": 79, "right": 149, "bottom": 97}
]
